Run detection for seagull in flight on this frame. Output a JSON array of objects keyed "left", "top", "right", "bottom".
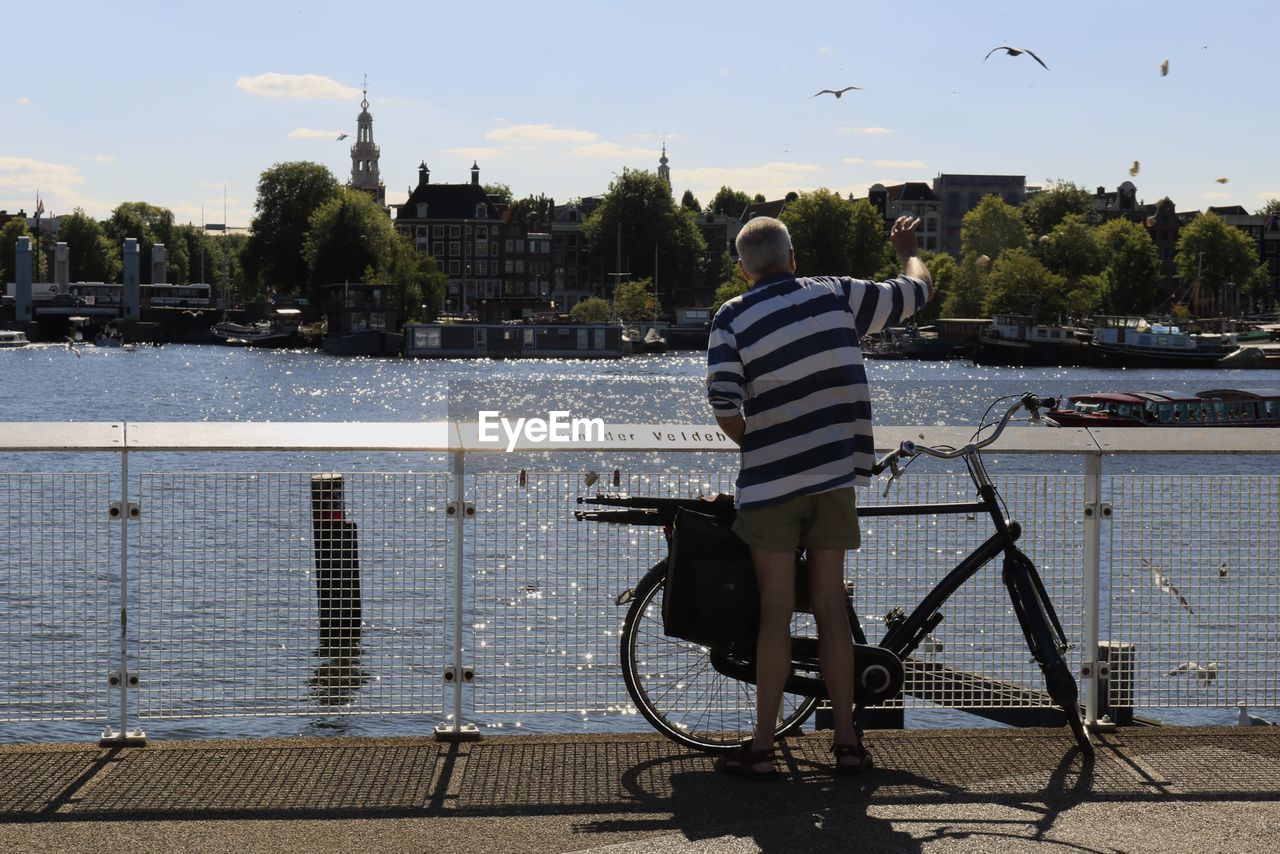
[
  {"left": 984, "top": 46, "right": 1049, "bottom": 70},
  {"left": 1161, "top": 59, "right": 1169, "bottom": 77},
  {"left": 1216, "top": 177, "right": 1230, "bottom": 184},
  {"left": 1129, "top": 160, "right": 1140, "bottom": 177},
  {"left": 813, "top": 86, "right": 863, "bottom": 98},
  {"left": 1143, "top": 559, "right": 1194, "bottom": 615},
  {"left": 1168, "top": 661, "right": 1218, "bottom": 682},
  {"left": 336, "top": 133, "right": 349, "bottom": 141}
]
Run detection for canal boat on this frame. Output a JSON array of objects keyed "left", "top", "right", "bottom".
[
  {"left": 0, "top": 329, "right": 31, "bottom": 348},
  {"left": 210, "top": 308, "right": 303, "bottom": 348},
  {"left": 971, "top": 315, "right": 1091, "bottom": 367},
  {"left": 1087, "top": 316, "right": 1227, "bottom": 368},
  {"left": 1046, "top": 388, "right": 1280, "bottom": 427}
]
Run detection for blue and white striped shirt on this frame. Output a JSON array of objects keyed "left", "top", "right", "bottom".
[{"left": 707, "top": 272, "right": 931, "bottom": 508}]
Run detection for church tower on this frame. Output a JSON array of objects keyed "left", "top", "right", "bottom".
[
  {"left": 349, "top": 77, "right": 386, "bottom": 207},
  {"left": 657, "top": 142, "right": 670, "bottom": 188}
]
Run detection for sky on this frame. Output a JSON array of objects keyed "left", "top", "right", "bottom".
[{"left": 3, "top": 1, "right": 1278, "bottom": 231}]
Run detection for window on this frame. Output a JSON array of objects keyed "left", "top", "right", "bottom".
[
  {"left": 477, "top": 260, "right": 487, "bottom": 275},
  {"left": 490, "top": 242, "right": 497, "bottom": 257},
  {"left": 449, "top": 225, "right": 461, "bottom": 238},
  {"left": 433, "top": 225, "right": 444, "bottom": 238},
  {"left": 414, "top": 327, "right": 441, "bottom": 349},
  {"left": 476, "top": 204, "right": 487, "bottom": 218},
  {"left": 433, "top": 242, "right": 444, "bottom": 257},
  {"left": 449, "top": 260, "right": 460, "bottom": 275},
  {"left": 505, "top": 239, "right": 514, "bottom": 252},
  {"left": 515, "top": 260, "right": 524, "bottom": 273},
  {"left": 515, "top": 239, "right": 525, "bottom": 253},
  {"left": 416, "top": 226, "right": 426, "bottom": 237},
  {"left": 449, "top": 241, "right": 460, "bottom": 257},
  {"left": 504, "top": 260, "right": 513, "bottom": 273}
]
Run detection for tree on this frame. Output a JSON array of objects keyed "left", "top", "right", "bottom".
[
  {"left": 1, "top": 216, "right": 32, "bottom": 285},
  {"left": 1035, "top": 214, "right": 1102, "bottom": 286},
  {"left": 941, "top": 252, "right": 987, "bottom": 317},
  {"left": 570, "top": 296, "right": 611, "bottom": 323},
  {"left": 708, "top": 186, "right": 751, "bottom": 218},
  {"left": 915, "top": 250, "right": 956, "bottom": 323},
  {"left": 104, "top": 201, "right": 189, "bottom": 283},
  {"left": 713, "top": 263, "right": 750, "bottom": 310},
  {"left": 1021, "top": 180, "right": 1098, "bottom": 236},
  {"left": 1095, "top": 218, "right": 1161, "bottom": 314},
  {"left": 581, "top": 169, "right": 706, "bottom": 292},
  {"left": 615, "top": 279, "right": 658, "bottom": 321},
  {"left": 508, "top": 194, "right": 555, "bottom": 230},
  {"left": 482, "top": 182, "right": 513, "bottom": 204},
  {"left": 1255, "top": 199, "right": 1280, "bottom": 217},
  {"left": 779, "top": 189, "right": 888, "bottom": 276},
  {"left": 1175, "top": 212, "right": 1269, "bottom": 313},
  {"left": 242, "top": 161, "right": 340, "bottom": 298},
  {"left": 680, "top": 189, "right": 701, "bottom": 213},
  {"left": 982, "top": 248, "right": 1082, "bottom": 319},
  {"left": 55, "top": 208, "right": 121, "bottom": 284},
  {"left": 961, "top": 194, "right": 1028, "bottom": 261}
]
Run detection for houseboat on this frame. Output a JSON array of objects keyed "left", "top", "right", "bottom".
[
  {"left": 403, "top": 321, "right": 625, "bottom": 359},
  {"left": 971, "top": 315, "right": 1091, "bottom": 367},
  {"left": 1087, "top": 316, "right": 1226, "bottom": 368},
  {"left": 0, "top": 329, "right": 31, "bottom": 348},
  {"left": 1047, "top": 389, "right": 1280, "bottom": 427}
]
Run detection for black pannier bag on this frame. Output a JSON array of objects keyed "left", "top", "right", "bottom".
[{"left": 663, "top": 508, "right": 759, "bottom": 645}]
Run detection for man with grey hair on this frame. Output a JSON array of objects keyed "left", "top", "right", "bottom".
[{"left": 706, "top": 214, "right": 931, "bottom": 779}]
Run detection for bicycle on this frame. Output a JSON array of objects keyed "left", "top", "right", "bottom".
[{"left": 576, "top": 393, "right": 1093, "bottom": 757}]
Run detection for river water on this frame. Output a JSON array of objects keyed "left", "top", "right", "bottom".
[{"left": 0, "top": 343, "right": 1274, "bottom": 741}]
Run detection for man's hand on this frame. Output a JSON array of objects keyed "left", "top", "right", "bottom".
[
  {"left": 890, "top": 215, "right": 932, "bottom": 291},
  {"left": 715, "top": 412, "right": 744, "bottom": 446},
  {"left": 889, "top": 216, "right": 921, "bottom": 260}
]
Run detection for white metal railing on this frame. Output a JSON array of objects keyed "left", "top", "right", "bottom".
[{"left": 0, "top": 421, "right": 1278, "bottom": 744}]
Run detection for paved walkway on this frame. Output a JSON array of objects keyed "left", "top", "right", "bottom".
[{"left": 2, "top": 726, "right": 1279, "bottom": 852}]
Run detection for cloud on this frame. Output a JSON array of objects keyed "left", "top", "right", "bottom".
[
  {"left": 81, "top": 154, "right": 115, "bottom": 163},
  {"left": 440, "top": 147, "right": 507, "bottom": 160},
  {"left": 842, "top": 157, "right": 866, "bottom": 165},
  {"left": 289, "top": 127, "right": 344, "bottom": 139},
  {"left": 839, "top": 126, "right": 892, "bottom": 135},
  {"left": 0, "top": 155, "right": 90, "bottom": 215},
  {"left": 570, "top": 142, "right": 660, "bottom": 160},
  {"left": 818, "top": 46, "right": 837, "bottom": 56},
  {"left": 486, "top": 123, "right": 597, "bottom": 144},
  {"left": 873, "top": 159, "right": 926, "bottom": 169},
  {"left": 1256, "top": 190, "right": 1280, "bottom": 199},
  {"left": 235, "top": 72, "right": 360, "bottom": 100},
  {"left": 16, "top": 96, "right": 30, "bottom": 105},
  {"left": 1200, "top": 191, "right": 1231, "bottom": 200}
]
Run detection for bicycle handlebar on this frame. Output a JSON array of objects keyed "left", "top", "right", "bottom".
[{"left": 871, "top": 392, "right": 1057, "bottom": 475}]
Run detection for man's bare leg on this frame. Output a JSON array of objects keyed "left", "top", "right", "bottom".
[
  {"left": 748, "top": 547, "right": 797, "bottom": 769},
  {"left": 806, "top": 549, "right": 860, "bottom": 758}
]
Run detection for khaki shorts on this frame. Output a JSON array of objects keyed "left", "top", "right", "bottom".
[{"left": 731, "top": 488, "right": 860, "bottom": 554}]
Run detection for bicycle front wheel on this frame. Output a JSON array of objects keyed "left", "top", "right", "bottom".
[
  {"left": 620, "top": 561, "right": 819, "bottom": 753},
  {"left": 1004, "top": 550, "right": 1093, "bottom": 757}
]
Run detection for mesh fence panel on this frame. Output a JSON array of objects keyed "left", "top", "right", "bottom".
[
  {"left": 0, "top": 473, "right": 112, "bottom": 722},
  {"left": 1108, "top": 474, "right": 1280, "bottom": 709},
  {"left": 134, "top": 472, "right": 450, "bottom": 718}
]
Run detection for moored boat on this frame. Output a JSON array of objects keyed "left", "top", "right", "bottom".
[
  {"left": 1087, "top": 316, "right": 1226, "bottom": 368},
  {"left": 210, "top": 308, "right": 303, "bottom": 348},
  {"left": 971, "top": 315, "right": 1091, "bottom": 367},
  {"left": 0, "top": 329, "right": 31, "bottom": 348},
  {"left": 1047, "top": 388, "right": 1280, "bottom": 427}
]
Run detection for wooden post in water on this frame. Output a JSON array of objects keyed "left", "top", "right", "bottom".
[{"left": 310, "top": 474, "right": 363, "bottom": 655}]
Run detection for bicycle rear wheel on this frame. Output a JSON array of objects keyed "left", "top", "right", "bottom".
[
  {"left": 620, "top": 561, "right": 819, "bottom": 753},
  {"left": 1003, "top": 550, "right": 1093, "bottom": 757}
]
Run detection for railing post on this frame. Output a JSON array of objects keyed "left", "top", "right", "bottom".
[
  {"left": 1080, "top": 451, "right": 1110, "bottom": 732},
  {"left": 101, "top": 440, "right": 145, "bottom": 747},
  {"left": 437, "top": 447, "right": 479, "bottom": 741}
]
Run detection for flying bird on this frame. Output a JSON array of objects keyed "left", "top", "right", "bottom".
[
  {"left": 1161, "top": 59, "right": 1169, "bottom": 77},
  {"left": 336, "top": 133, "right": 349, "bottom": 141},
  {"left": 1168, "top": 661, "right": 1218, "bottom": 682},
  {"left": 812, "top": 86, "right": 863, "bottom": 98},
  {"left": 984, "top": 46, "right": 1049, "bottom": 70},
  {"left": 1143, "top": 559, "right": 1195, "bottom": 615},
  {"left": 1129, "top": 160, "right": 1140, "bottom": 177},
  {"left": 1216, "top": 177, "right": 1230, "bottom": 184}
]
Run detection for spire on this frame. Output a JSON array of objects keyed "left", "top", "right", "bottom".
[
  {"left": 471, "top": 161, "right": 480, "bottom": 186},
  {"left": 657, "top": 139, "right": 670, "bottom": 187},
  {"left": 348, "top": 75, "right": 385, "bottom": 206}
]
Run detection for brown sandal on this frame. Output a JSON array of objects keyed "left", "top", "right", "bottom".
[
  {"left": 714, "top": 746, "right": 779, "bottom": 781},
  {"left": 832, "top": 735, "right": 873, "bottom": 776}
]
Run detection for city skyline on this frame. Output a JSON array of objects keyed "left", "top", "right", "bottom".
[{"left": 3, "top": 1, "right": 1277, "bottom": 229}]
